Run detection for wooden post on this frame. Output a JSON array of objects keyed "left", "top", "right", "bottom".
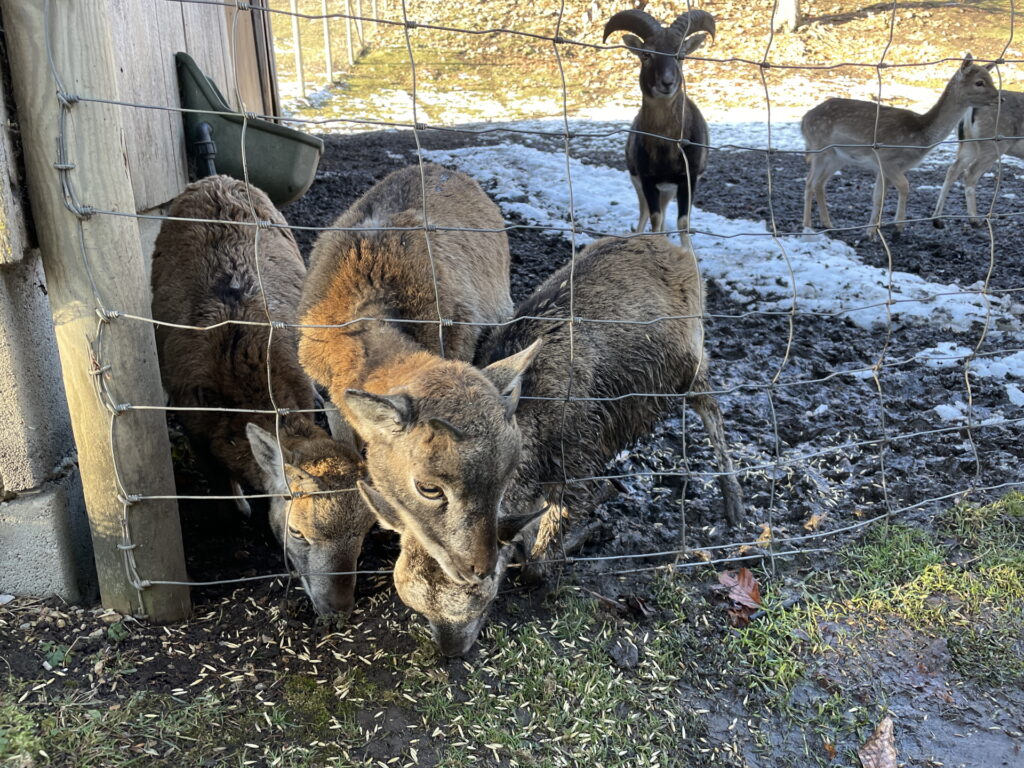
[
  {"left": 322, "top": 0, "right": 333, "bottom": 84},
  {"left": 345, "top": 0, "right": 354, "bottom": 66},
  {"left": 290, "top": 0, "right": 305, "bottom": 95},
  {"left": 3, "top": 0, "right": 190, "bottom": 622}
]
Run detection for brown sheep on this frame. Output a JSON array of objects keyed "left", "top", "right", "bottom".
[
  {"left": 151, "top": 175, "right": 370, "bottom": 616},
  {"left": 368, "top": 234, "right": 744, "bottom": 655},
  {"left": 298, "top": 163, "right": 537, "bottom": 588}
]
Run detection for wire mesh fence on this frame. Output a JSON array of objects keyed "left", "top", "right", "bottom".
[{"left": 31, "top": 0, "right": 1024, "bottom": 615}]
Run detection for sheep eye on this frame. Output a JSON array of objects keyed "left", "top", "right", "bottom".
[
  {"left": 415, "top": 482, "right": 445, "bottom": 501},
  {"left": 288, "top": 526, "right": 307, "bottom": 542}
]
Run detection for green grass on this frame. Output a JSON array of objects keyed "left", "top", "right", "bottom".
[
  {"left": 4, "top": 494, "right": 1022, "bottom": 767},
  {"left": 719, "top": 494, "right": 1024, "bottom": 765}
]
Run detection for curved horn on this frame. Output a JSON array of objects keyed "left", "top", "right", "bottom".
[
  {"left": 669, "top": 9, "right": 716, "bottom": 41},
  {"left": 602, "top": 8, "right": 663, "bottom": 43}
]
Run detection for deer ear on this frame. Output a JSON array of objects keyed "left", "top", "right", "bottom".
[
  {"left": 482, "top": 338, "right": 543, "bottom": 420},
  {"left": 357, "top": 479, "right": 403, "bottom": 532},
  {"left": 961, "top": 52, "right": 975, "bottom": 69},
  {"left": 985, "top": 61, "right": 998, "bottom": 72},
  {"left": 246, "top": 423, "right": 292, "bottom": 493},
  {"left": 679, "top": 32, "right": 709, "bottom": 57},
  {"left": 344, "top": 390, "right": 413, "bottom": 440}
]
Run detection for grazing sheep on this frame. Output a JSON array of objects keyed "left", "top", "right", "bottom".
[
  {"left": 151, "top": 175, "right": 370, "bottom": 616},
  {"left": 298, "top": 163, "right": 536, "bottom": 587},
  {"left": 367, "top": 234, "right": 744, "bottom": 655}
]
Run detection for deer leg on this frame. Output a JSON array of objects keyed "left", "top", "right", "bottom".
[
  {"left": 802, "top": 157, "right": 816, "bottom": 230},
  {"left": 690, "top": 392, "right": 744, "bottom": 527},
  {"left": 868, "top": 172, "right": 889, "bottom": 239},
  {"left": 963, "top": 145, "right": 998, "bottom": 224},
  {"left": 631, "top": 174, "right": 649, "bottom": 233},
  {"left": 893, "top": 172, "right": 910, "bottom": 235},
  {"left": 933, "top": 151, "right": 968, "bottom": 228}
]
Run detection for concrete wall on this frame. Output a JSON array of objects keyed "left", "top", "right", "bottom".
[
  {"left": 0, "top": 31, "right": 95, "bottom": 602},
  {"left": 0, "top": 251, "right": 96, "bottom": 602}
]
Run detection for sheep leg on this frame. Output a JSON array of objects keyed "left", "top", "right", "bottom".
[
  {"left": 631, "top": 175, "right": 650, "bottom": 233},
  {"left": 640, "top": 177, "right": 666, "bottom": 233},
  {"left": 690, "top": 393, "right": 744, "bottom": 526},
  {"left": 657, "top": 184, "right": 676, "bottom": 235},
  {"left": 675, "top": 174, "right": 696, "bottom": 234}
]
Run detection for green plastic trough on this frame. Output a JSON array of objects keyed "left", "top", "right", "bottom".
[{"left": 176, "top": 52, "right": 323, "bottom": 206}]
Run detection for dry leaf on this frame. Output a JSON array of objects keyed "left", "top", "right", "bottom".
[
  {"left": 804, "top": 513, "right": 828, "bottom": 531},
  {"left": 858, "top": 716, "right": 897, "bottom": 768},
  {"left": 756, "top": 524, "right": 773, "bottom": 545},
  {"left": 823, "top": 740, "right": 837, "bottom": 760},
  {"left": 717, "top": 568, "right": 763, "bottom": 627}
]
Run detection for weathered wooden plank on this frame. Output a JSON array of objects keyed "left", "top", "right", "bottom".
[
  {"left": 108, "top": 0, "right": 188, "bottom": 212},
  {"left": 0, "top": 60, "right": 28, "bottom": 265},
  {"left": 179, "top": 0, "right": 235, "bottom": 109},
  {"left": 4, "top": 0, "right": 190, "bottom": 622}
]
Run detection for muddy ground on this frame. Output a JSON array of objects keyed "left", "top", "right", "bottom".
[{"left": 3, "top": 127, "right": 1023, "bottom": 766}]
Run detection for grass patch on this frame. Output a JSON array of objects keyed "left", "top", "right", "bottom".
[{"left": 731, "top": 496, "right": 1024, "bottom": 696}]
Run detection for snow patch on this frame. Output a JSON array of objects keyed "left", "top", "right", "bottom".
[{"left": 422, "top": 143, "right": 1010, "bottom": 332}]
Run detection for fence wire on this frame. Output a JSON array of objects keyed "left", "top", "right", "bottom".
[{"left": 39, "top": 0, "right": 1024, "bottom": 604}]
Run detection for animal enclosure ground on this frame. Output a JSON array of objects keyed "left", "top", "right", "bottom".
[
  {"left": 5, "top": 1, "right": 1024, "bottom": 763},
  {"left": 4, "top": 122, "right": 1024, "bottom": 766}
]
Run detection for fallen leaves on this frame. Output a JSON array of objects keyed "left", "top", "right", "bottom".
[
  {"left": 803, "top": 512, "right": 828, "bottom": 531},
  {"left": 822, "top": 739, "right": 837, "bottom": 760},
  {"left": 716, "top": 567, "right": 762, "bottom": 627},
  {"left": 858, "top": 716, "right": 897, "bottom": 768}
]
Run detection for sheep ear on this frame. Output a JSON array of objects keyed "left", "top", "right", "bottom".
[
  {"left": 679, "top": 32, "right": 709, "bottom": 57},
  {"left": 622, "top": 34, "right": 644, "bottom": 55},
  {"left": 344, "top": 390, "right": 413, "bottom": 439},
  {"left": 357, "top": 479, "right": 403, "bottom": 532},
  {"left": 482, "top": 338, "right": 543, "bottom": 420},
  {"left": 246, "top": 423, "right": 289, "bottom": 492}
]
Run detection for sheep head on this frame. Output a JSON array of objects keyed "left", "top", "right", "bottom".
[{"left": 604, "top": 8, "right": 715, "bottom": 99}]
